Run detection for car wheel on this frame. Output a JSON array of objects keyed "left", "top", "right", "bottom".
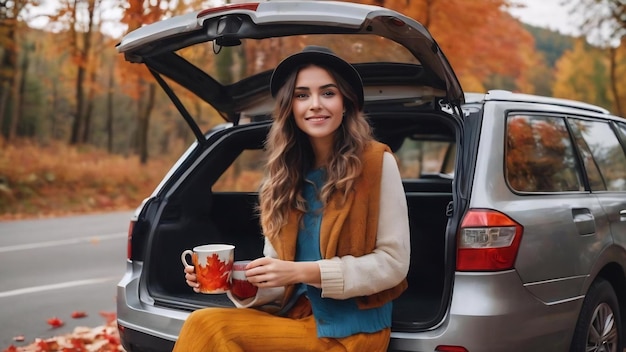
[{"left": 570, "top": 278, "right": 622, "bottom": 352}]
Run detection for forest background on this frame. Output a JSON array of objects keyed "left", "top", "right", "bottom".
[{"left": 0, "top": 0, "right": 625, "bottom": 220}]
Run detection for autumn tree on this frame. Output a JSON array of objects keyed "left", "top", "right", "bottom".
[
  {"left": 553, "top": 39, "right": 612, "bottom": 110},
  {"left": 570, "top": 0, "right": 625, "bottom": 42},
  {"left": 569, "top": 0, "right": 626, "bottom": 116},
  {"left": 118, "top": 0, "right": 162, "bottom": 163},
  {"left": 611, "top": 39, "right": 626, "bottom": 115},
  {"left": 354, "top": 0, "right": 538, "bottom": 93},
  {"left": 517, "top": 25, "right": 577, "bottom": 97},
  {"left": 0, "top": 0, "right": 37, "bottom": 141},
  {"left": 46, "top": 0, "right": 101, "bottom": 145},
  {"left": 119, "top": 0, "right": 200, "bottom": 163},
  {"left": 118, "top": 0, "right": 214, "bottom": 163},
  {"left": 27, "top": 28, "right": 76, "bottom": 142}
]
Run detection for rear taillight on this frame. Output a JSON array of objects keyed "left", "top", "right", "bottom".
[
  {"left": 127, "top": 220, "right": 135, "bottom": 260},
  {"left": 456, "top": 209, "right": 523, "bottom": 271}
]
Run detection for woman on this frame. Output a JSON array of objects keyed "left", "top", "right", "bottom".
[{"left": 174, "top": 45, "right": 410, "bottom": 352}]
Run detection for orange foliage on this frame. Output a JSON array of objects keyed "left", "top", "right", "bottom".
[
  {"left": 116, "top": 0, "right": 169, "bottom": 103},
  {"left": 352, "top": 0, "right": 537, "bottom": 92},
  {"left": 0, "top": 139, "right": 172, "bottom": 221},
  {"left": 553, "top": 39, "right": 609, "bottom": 106}
]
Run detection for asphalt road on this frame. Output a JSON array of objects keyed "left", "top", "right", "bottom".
[{"left": 0, "top": 211, "right": 134, "bottom": 348}]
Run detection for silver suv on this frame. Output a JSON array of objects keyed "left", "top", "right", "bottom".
[{"left": 115, "top": 2, "right": 626, "bottom": 351}]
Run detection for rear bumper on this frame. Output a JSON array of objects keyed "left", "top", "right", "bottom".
[
  {"left": 118, "top": 323, "right": 175, "bottom": 352},
  {"left": 118, "top": 264, "right": 582, "bottom": 352},
  {"left": 117, "top": 262, "right": 188, "bottom": 352}
]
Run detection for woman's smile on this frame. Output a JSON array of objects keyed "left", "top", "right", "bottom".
[
  {"left": 292, "top": 65, "right": 344, "bottom": 145},
  {"left": 305, "top": 115, "right": 330, "bottom": 122}
]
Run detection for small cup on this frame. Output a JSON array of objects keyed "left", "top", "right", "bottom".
[
  {"left": 181, "top": 244, "right": 234, "bottom": 294},
  {"left": 230, "top": 260, "right": 258, "bottom": 299}
]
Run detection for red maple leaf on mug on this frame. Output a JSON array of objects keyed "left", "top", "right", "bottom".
[{"left": 194, "top": 253, "right": 232, "bottom": 291}]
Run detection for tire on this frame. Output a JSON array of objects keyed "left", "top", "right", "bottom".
[{"left": 570, "top": 278, "right": 622, "bottom": 352}]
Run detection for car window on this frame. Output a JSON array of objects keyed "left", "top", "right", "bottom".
[
  {"left": 568, "top": 118, "right": 626, "bottom": 192},
  {"left": 213, "top": 149, "right": 266, "bottom": 192},
  {"left": 505, "top": 114, "right": 583, "bottom": 192},
  {"left": 567, "top": 119, "right": 607, "bottom": 191},
  {"left": 212, "top": 136, "right": 455, "bottom": 193},
  {"left": 395, "top": 139, "right": 455, "bottom": 178}
]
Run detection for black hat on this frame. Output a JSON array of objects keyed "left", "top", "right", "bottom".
[{"left": 270, "top": 45, "right": 364, "bottom": 109}]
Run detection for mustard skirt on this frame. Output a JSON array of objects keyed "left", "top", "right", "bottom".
[{"left": 172, "top": 296, "right": 391, "bottom": 352}]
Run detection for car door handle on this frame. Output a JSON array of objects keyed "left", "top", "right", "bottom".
[
  {"left": 572, "top": 208, "right": 596, "bottom": 235},
  {"left": 620, "top": 210, "right": 626, "bottom": 222}
]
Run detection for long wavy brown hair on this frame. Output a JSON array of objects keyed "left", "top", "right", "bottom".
[{"left": 258, "top": 63, "right": 374, "bottom": 240}]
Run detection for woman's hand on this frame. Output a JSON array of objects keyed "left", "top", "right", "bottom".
[
  {"left": 245, "top": 257, "right": 321, "bottom": 288},
  {"left": 183, "top": 265, "right": 200, "bottom": 293}
]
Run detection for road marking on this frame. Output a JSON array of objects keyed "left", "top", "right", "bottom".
[
  {"left": 0, "top": 276, "right": 119, "bottom": 298},
  {"left": 0, "top": 233, "right": 126, "bottom": 253}
]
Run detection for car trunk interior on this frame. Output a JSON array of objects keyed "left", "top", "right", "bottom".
[{"left": 140, "top": 112, "right": 455, "bottom": 332}]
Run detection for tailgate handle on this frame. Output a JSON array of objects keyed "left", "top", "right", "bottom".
[{"left": 572, "top": 208, "right": 596, "bottom": 235}]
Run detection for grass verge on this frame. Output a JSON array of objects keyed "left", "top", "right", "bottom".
[{"left": 0, "top": 139, "right": 173, "bottom": 221}]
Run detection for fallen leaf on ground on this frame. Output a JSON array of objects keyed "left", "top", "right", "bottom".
[
  {"left": 99, "top": 311, "right": 116, "bottom": 325},
  {"left": 69, "top": 337, "right": 87, "bottom": 349},
  {"left": 71, "top": 311, "right": 87, "bottom": 319},
  {"left": 46, "top": 317, "right": 64, "bottom": 328},
  {"left": 35, "top": 339, "right": 59, "bottom": 351},
  {"left": 2, "top": 319, "right": 125, "bottom": 351}
]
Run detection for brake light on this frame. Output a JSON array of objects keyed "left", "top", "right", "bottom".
[
  {"left": 197, "top": 3, "right": 259, "bottom": 17},
  {"left": 456, "top": 209, "right": 523, "bottom": 271},
  {"left": 435, "top": 346, "right": 469, "bottom": 352},
  {"left": 127, "top": 220, "right": 135, "bottom": 260}
]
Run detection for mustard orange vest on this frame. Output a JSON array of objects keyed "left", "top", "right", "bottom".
[{"left": 267, "top": 140, "right": 408, "bottom": 309}]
